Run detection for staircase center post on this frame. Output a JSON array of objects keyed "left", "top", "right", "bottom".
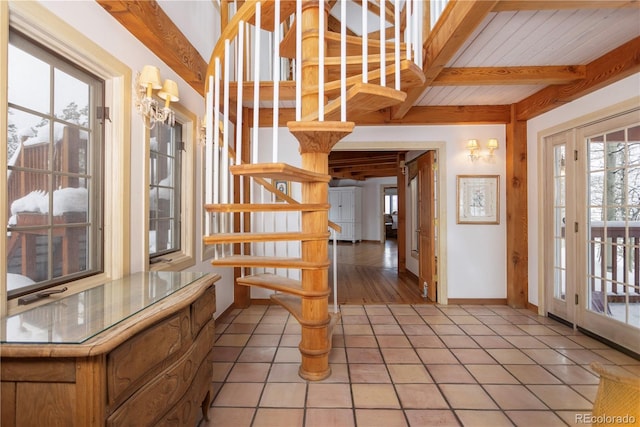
[{"left": 298, "top": 1, "right": 332, "bottom": 381}]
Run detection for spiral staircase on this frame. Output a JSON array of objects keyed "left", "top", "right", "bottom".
[{"left": 203, "top": 0, "right": 425, "bottom": 380}]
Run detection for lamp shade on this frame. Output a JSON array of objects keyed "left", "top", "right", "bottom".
[
  {"left": 467, "top": 139, "right": 479, "bottom": 150},
  {"left": 487, "top": 138, "right": 499, "bottom": 150},
  {"left": 139, "top": 65, "right": 162, "bottom": 89},
  {"left": 158, "top": 79, "right": 180, "bottom": 102}
]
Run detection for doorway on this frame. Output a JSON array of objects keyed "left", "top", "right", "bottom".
[
  {"left": 329, "top": 142, "right": 447, "bottom": 304},
  {"left": 382, "top": 186, "right": 398, "bottom": 242},
  {"left": 543, "top": 110, "right": 640, "bottom": 354}
]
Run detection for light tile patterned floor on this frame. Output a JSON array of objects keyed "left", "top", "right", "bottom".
[{"left": 199, "top": 304, "right": 640, "bottom": 427}]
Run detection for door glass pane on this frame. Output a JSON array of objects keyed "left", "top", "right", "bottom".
[
  {"left": 553, "top": 144, "right": 566, "bottom": 300},
  {"left": 587, "top": 124, "right": 640, "bottom": 328}
]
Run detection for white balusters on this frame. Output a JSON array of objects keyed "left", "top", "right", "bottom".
[
  {"left": 236, "top": 21, "right": 244, "bottom": 167},
  {"left": 253, "top": 4, "right": 261, "bottom": 164},
  {"left": 406, "top": 0, "right": 412, "bottom": 62},
  {"left": 431, "top": 0, "right": 449, "bottom": 30},
  {"left": 272, "top": 0, "right": 280, "bottom": 162},
  {"left": 213, "top": 58, "right": 221, "bottom": 257},
  {"left": 205, "top": 75, "right": 214, "bottom": 236},
  {"left": 318, "top": 0, "right": 325, "bottom": 121},
  {"left": 340, "top": 0, "right": 346, "bottom": 122},
  {"left": 362, "top": 0, "right": 368, "bottom": 83},
  {"left": 380, "top": 0, "right": 386, "bottom": 88},
  {"left": 295, "top": 0, "right": 302, "bottom": 121},
  {"left": 222, "top": 39, "right": 230, "bottom": 255},
  {"left": 394, "top": 0, "right": 400, "bottom": 90},
  {"left": 415, "top": 0, "right": 422, "bottom": 66}
]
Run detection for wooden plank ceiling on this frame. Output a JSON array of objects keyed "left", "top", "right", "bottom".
[
  {"left": 96, "top": 0, "right": 640, "bottom": 124},
  {"left": 329, "top": 151, "right": 404, "bottom": 180}
]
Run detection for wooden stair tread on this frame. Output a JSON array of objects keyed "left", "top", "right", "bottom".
[
  {"left": 205, "top": 203, "right": 329, "bottom": 213},
  {"left": 271, "top": 294, "right": 340, "bottom": 328},
  {"left": 280, "top": 25, "right": 407, "bottom": 59},
  {"left": 204, "top": 231, "right": 329, "bottom": 244},
  {"left": 211, "top": 255, "right": 329, "bottom": 269},
  {"left": 230, "top": 163, "right": 330, "bottom": 183},
  {"left": 302, "top": 83, "right": 406, "bottom": 122},
  {"left": 228, "top": 60, "right": 424, "bottom": 103},
  {"left": 316, "top": 60, "right": 426, "bottom": 98},
  {"left": 237, "top": 273, "right": 329, "bottom": 297}
]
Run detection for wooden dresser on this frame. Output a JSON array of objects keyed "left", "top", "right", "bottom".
[{"left": 0, "top": 271, "right": 219, "bottom": 427}]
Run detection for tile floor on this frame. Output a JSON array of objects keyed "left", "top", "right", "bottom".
[{"left": 199, "top": 304, "right": 640, "bottom": 427}]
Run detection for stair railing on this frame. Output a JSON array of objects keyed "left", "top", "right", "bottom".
[{"left": 204, "top": 0, "right": 426, "bottom": 306}]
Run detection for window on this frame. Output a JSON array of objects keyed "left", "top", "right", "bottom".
[
  {"left": 6, "top": 30, "right": 104, "bottom": 299},
  {"left": 384, "top": 192, "right": 398, "bottom": 215},
  {"left": 149, "top": 121, "right": 182, "bottom": 261},
  {"left": 146, "top": 103, "right": 196, "bottom": 271},
  {"left": 2, "top": 1, "right": 130, "bottom": 316}
]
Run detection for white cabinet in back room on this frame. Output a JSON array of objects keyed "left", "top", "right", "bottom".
[{"left": 328, "top": 186, "right": 362, "bottom": 243}]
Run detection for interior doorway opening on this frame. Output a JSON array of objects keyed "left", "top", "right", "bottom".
[{"left": 328, "top": 143, "right": 446, "bottom": 305}]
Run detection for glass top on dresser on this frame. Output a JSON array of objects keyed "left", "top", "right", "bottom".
[{"left": 1, "top": 271, "right": 209, "bottom": 344}]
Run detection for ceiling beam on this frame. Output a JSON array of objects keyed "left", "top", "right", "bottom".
[
  {"left": 391, "top": 0, "right": 500, "bottom": 119},
  {"left": 515, "top": 36, "right": 640, "bottom": 121},
  {"left": 330, "top": 168, "right": 398, "bottom": 180},
  {"left": 493, "top": 1, "right": 640, "bottom": 12},
  {"left": 433, "top": 65, "right": 587, "bottom": 85},
  {"left": 254, "top": 104, "right": 511, "bottom": 127},
  {"left": 96, "top": 0, "right": 207, "bottom": 96}
]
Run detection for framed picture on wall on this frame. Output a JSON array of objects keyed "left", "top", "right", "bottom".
[
  {"left": 274, "top": 180, "right": 290, "bottom": 202},
  {"left": 456, "top": 175, "right": 499, "bottom": 224}
]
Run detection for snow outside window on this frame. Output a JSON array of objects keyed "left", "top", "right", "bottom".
[{"left": 6, "top": 30, "right": 104, "bottom": 298}]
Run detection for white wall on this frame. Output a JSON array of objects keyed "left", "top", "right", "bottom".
[
  {"left": 39, "top": 1, "right": 236, "bottom": 318},
  {"left": 363, "top": 177, "right": 397, "bottom": 241},
  {"left": 337, "top": 126, "right": 506, "bottom": 301},
  {"left": 255, "top": 125, "right": 505, "bottom": 301},
  {"left": 527, "top": 73, "right": 640, "bottom": 310}
]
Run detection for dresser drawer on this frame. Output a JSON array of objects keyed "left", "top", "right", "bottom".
[
  {"left": 106, "top": 307, "right": 190, "bottom": 407},
  {"left": 106, "top": 319, "right": 215, "bottom": 427}
]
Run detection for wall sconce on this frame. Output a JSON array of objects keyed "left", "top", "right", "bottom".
[
  {"left": 135, "top": 65, "right": 179, "bottom": 128},
  {"left": 467, "top": 138, "right": 499, "bottom": 162}
]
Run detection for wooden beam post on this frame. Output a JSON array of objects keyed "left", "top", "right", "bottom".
[{"left": 506, "top": 104, "right": 528, "bottom": 308}]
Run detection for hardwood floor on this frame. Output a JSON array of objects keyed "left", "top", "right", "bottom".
[{"left": 328, "top": 239, "right": 427, "bottom": 305}]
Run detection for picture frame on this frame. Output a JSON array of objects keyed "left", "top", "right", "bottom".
[
  {"left": 274, "top": 180, "right": 290, "bottom": 202},
  {"left": 456, "top": 175, "right": 499, "bottom": 224}
]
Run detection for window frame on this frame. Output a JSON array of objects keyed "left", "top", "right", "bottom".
[
  {"left": 145, "top": 103, "right": 196, "bottom": 272},
  {"left": 149, "top": 120, "right": 182, "bottom": 260},
  {"left": 6, "top": 29, "right": 105, "bottom": 298},
  {"left": 1, "top": 1, "right": 130, "bottom": 316}
]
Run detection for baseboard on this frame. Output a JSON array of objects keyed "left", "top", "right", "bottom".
[
  {"left": 250, "top": 298, "right": 275, "bottom": 305},
  {"left": 402, "top": 270, "right": 419, "bottom": 282},
  {"left": 214, "top": 304, "right": 237, "bottom": 322},
  {"left": 527, "top": 302, "right": 538, "bottom": 313},
  {"left": 448, "top": 298, "right": 507, "bottom": 305}
]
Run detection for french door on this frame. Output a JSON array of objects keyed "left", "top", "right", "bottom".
[{"left": 545, "top": 110, "right": 640, "bottom": 354}]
